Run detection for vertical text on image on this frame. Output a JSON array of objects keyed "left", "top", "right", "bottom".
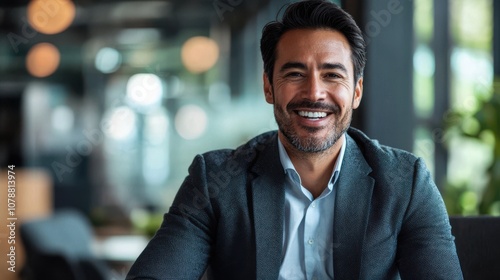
[{"left": 6, "top": 165, "right": 17, "bottom": 273}]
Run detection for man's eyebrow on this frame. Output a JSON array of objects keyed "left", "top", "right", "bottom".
[
  {"left": 320, "top": 63, "right": 348, "bottom": 75},
  {"left": 279, "top": 62, "right": 307, "bottom": 73},
  {"left": 279, "top": 62, "right": 348, "bottom": 75}
]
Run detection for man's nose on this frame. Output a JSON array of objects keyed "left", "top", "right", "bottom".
[{"left": 302, "top": 74, "right": 326, "bottom": 101}]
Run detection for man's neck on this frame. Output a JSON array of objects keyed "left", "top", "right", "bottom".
[{"left": 279, "top": 133, "right": 344, "bottom": 198}]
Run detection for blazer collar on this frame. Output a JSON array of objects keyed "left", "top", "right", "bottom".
[
  {"left": 333, "top": 133, "right": 375, "bottom": 279},
  {"left": 250, "top": 132, "right": 285, "bottom": 279}
]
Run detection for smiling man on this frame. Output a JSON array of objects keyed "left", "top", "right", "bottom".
[{"left": 127, "top": 1, "right": 463, "bottom": 279}]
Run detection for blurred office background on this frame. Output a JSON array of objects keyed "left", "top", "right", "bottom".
[{"left": 0, "top": 0, "right": 498, "bottom": 278}]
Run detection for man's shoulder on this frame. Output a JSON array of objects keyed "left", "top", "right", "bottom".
[
  {"left": 346, "top": 128, "right": 434, "bottom": 201},
  {"left": 200, "top": 131, "right": 277, "bottom": 167},
  {"left": 347, "top": 127, "right": 420, "bottom": 174}
]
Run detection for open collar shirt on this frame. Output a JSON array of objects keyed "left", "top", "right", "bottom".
[{"left": 277, "top": 134, "right": 346, "bottom": 280}]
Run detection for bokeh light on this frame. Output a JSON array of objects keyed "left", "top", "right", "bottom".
[
  {"left": 27, "top": 0, "right": 76, "bottom": 35},
  {"left": 143, "top": 109, "right": 170, "bottom": 184},
  {"left": 174, "top": 105, "right": 208, "bottom": 140},
  {"left": 95, "top": 47, "right": 122, "bottom": 73},
  {"left": 126, "top": 74, "right": 163, "bottom": 110},
  {"left": 102, "top": 106, "right": 137, "bottom": 140},
  {"left": 181, "top": 36, "right": 219, "bottom": 74},
  {"left": 460, "top": 191, "right": 478, "bottom": 214},
  {"left": 51, "top": 105, "right": 74, "bottom": 133},
  {"left": 144, "top": 108, "right": 169, "bottom": 145},
  {"left": 26, "top": 43, "right": 60, "bottom": 78}
]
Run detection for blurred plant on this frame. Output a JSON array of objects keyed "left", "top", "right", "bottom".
[
  {"left": 445, "top": 78, "right": 500, "bottom": 215},
  {"left": 130, "top": 208, "right": 164, "bottom": 238},
  {"left": 444, "top": 182, "right": 480, "bottom": 215}
]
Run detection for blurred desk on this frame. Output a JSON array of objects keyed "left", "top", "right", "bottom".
[{"left": 93, "top": 235, "right": 149, "bottom": 277}]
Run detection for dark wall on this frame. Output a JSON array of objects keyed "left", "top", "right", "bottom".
[{"left": 346, "top": 0, "right": 415, "bottom": 151}]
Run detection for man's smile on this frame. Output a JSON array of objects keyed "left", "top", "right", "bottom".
[{"left": 296, "top": 110, "right": 329, "bottom": 120}]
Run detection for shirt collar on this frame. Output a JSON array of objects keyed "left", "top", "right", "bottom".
[{"left": 277, "top": 133, "right": 347, "bottom": 185}]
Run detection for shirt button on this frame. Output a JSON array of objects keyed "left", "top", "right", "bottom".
[
  {"left": 308, "top": 239, "right": 314, "bottom": 245},
  {"left": 311, "top": 202, "right": 316, "bottom": 208}
]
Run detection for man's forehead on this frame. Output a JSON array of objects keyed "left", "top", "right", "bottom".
[
  {"left": 280, "top": 28, "right": 349, "bottom": 43},
  {"left": 275, "top": 29, "right": 353, "bottom": 68}
]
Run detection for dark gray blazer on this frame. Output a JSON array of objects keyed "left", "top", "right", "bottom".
[{"left": 127, "top": 128, "right": 463, "bottom": 280}]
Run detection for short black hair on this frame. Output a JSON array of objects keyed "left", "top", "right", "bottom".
[{"left": 260, "top": 0, "right": 366, "bottom": 85}]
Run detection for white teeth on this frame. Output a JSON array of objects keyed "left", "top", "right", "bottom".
[{"left": 298, "top": 111, "right": 327, "bottom": 118}]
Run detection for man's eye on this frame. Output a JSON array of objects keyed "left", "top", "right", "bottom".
[
  {"left": 325, "top": 73, "right": 341, "bottom": 79},
  {"left": 286, "top": 72, "right": 303, "bottom": 78}
]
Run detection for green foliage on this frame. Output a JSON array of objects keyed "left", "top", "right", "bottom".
[
  {"left": 445, "top": 79, "right": 500, "bottom": 215},
  {"left": 444, "top": 182, "right": 478, "bottom": 215},
  {"left": 130, "top": 208, "right": 164, "bottom": 238}
]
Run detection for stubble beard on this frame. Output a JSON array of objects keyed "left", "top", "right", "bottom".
[{"left": 274, "top": 102, "right": 352, "bottom": 154}]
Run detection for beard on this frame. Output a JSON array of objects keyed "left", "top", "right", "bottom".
[{"left": 274, "top": 100, "right": 352, "bottom": 153}]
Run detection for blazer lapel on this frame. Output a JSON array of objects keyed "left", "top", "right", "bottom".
[
  {"left": 333, "top": 134, "right": 375, "bottom": 279},
  {"left": 250, "top": 134, "right": 285, "bottom": 280}
]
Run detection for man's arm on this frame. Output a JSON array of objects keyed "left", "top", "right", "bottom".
[
  {"left": 396, "top": 158, "right": 463, "bottom": 279},
  {"left": 126, "top": 155, "right": 215, "bottom": 280}
]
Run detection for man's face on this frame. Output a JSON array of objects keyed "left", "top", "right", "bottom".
[{"left": 263, "top": 28, "right": 363, "bottom": 154}]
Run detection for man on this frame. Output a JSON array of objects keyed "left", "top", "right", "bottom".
[{"left": 127, "top": 1, "right": 463, "bottom": 279}]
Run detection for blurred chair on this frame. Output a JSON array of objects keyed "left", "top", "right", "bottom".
[
  {"left": 20, "top": 209, "right": 112, "bottom": 280},
  {"left": 449, "top": 216, "right": 500, "bottom": 280}
]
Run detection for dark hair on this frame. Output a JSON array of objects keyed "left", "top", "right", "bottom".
[{"left": 260, "top": 0, "right": 366, "bottom": 85}]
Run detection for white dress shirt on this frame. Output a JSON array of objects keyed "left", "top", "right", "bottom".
[{"left": 277, "top": 135, "right": 346, "bottom": 280}]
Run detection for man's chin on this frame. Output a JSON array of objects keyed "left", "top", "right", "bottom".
[{"left": 280, "top": 133, "right": 331, "bottom": 153}]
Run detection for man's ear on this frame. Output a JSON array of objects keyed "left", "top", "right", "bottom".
[
  {"left": 352, "top": 77, "right": 363, "bottom": 109},
  {"left": 263, "top": 73, "right": 274, "bottom": 104}
]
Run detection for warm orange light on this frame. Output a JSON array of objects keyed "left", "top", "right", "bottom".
[
  {"left": 26, "top": 43, "right": 60, "bottom": 78},
  {"left": 181, "top": 36, "right": 219, "bottom": 74},
  {"left": 27, "top": 0, "right": 76, "bottom": 35}
]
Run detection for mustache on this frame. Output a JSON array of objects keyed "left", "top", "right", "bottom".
[{"left": 286, "top": 100, "right": 340, "bottom": 113}]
